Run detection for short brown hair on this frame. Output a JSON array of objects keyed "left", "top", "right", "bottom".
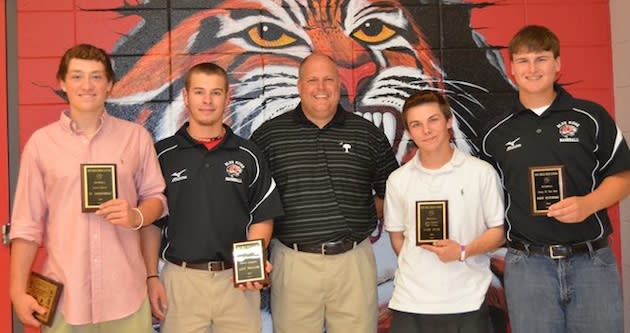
[
  {"left": 401, "top": 91, "right": 451, "bottom": 131},
  {"left": 184, "top": 62, "right": 229, "bottom": 91},
  {"left": 56, "top": 44, "right": 115, "bottom": 82},
  {"left": 509, "top": 25, "right": 560, "bottom": 59}
]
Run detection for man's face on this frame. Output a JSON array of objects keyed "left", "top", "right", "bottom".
[
  {"left": 511, "top": 49, "right": 560, "bottom": 97},
  {"left": 406, "top": 102, "right": 452, "bottom": 155},
  {"left": 60, "top": 58, "right": 113, "bottom": 114},
  {"left": 297, "top": 55, "right": 341, "bottom": 123},
  {"left": 183, "top": 72, "right": 228, "bottom": 128}
]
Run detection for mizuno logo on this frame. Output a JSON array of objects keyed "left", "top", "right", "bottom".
[
  {"left": 505, "top": 137, "right": 522, "bottom": 152},
  {"left": 171, "top": 169, "right": 188, "bottom": 183}
]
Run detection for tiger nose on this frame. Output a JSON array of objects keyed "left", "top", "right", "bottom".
[{"left": 338, "top": 63, "right": 377, "bottom": 104}]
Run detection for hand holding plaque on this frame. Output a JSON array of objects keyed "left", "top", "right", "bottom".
[
  {"left": 232, "top": 239, "right": 268, "bottom": 287},
  {"left": 26, "top": 272, "right": 63, "bottom": 327},
  {"left": 416, "top": 200, "right": 449, "bottom": 245},
  {"left": 81, "top": 164, "right": 118, "bottom": 212},
  {"left": 529, "top": 165, "right": 565, "bottom": 216}
]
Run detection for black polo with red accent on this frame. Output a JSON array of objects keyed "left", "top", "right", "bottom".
[
  {"left": 154, "top": 123, "right": 283, "bottom": 263},
  {"left": 481, "top": 85, "right": 630, "bottom": 244}
]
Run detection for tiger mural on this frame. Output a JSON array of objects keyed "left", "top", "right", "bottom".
[{"left": 98, "top": 0, "right": 513, "bottom": 332}]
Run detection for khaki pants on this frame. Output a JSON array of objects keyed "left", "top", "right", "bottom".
[
  {"left": 161, "top": 261, "right": 261, "bottom": 333},
  {"left": 270, "top": 239, "right": 378, "bottom": 333},
  {"left": 44, "top": 298, "right": 151, "bottom": 333}
]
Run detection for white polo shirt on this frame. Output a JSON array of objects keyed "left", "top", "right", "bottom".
[{"left": 384, "top": 148, "right": 504, "bottom": 314}]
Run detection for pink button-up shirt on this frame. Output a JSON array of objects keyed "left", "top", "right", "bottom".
[{"left": 10, "top": 111, "right": 166, "bottom": 325}]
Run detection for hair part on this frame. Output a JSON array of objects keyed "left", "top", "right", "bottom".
[
  {"left": 402, "top": 91, "right": 451, "bottom": 131},
  {"left": 184, "top": 62, "right": 229, "bottom": 91},
  {"left": 509, "top": 25, "right": 560, "bottom": 59},
  {"left": 56, "top": 44, "right": 115, "bottom": 82}
]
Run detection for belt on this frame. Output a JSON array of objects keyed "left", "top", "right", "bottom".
[
  {"left": 284, "top": 239, "right": 358, "bottom": 255},
  {"left": 507, "top": 238, "right": 608, "bottom": 259},
  {"left": 166, "top": 258, "right": 233, "bottom": 271}
]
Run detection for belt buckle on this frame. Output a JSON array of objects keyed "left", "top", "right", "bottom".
[
  {"left": 549, "top": 245, "right": 567, "bottom": 259},
  {"left": 208, "top": 261, "right": 224, "bottom": 271},
  {"left": 321, "top": 243, "right": 328, "bottom": 255}
]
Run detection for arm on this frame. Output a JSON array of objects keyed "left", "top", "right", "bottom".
[
  {"left": 388, "top": 231, "right": 404, "bottom": 256},
  {"left": 140, "top": 224, "right": 168, "bottom": 319},
  {"left": 248, "top": 219, "right": 273, "bottom": 248},
  {"left": 421, "top": 226, "right": 505, "bottom": 263},
  {"left": 548, "top": 170, "right": 630, "bottom": 223},
  {"left": 374, "top": 196, "right": 384, "bottom": 220},
  {"left": 10, "top": 239, "right": 47, "bottom": 328}
]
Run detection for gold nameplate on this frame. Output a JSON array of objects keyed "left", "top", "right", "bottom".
[
  {"left": 232, "top": 239, "right": 268, "bottom": 287},
  {"left": 26, "top": 272, "right": 63, "bottom": 327},
  {"left": 529, "top": 165, "right": 565, "bottom": 216},
  {"left": 416, "top": 200, "right": 448, "bottom": 245},
  {"left": 81, "top": 164, "right": 118, "bottom": 212}
]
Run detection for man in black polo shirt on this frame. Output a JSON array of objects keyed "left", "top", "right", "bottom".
[
  {"left": 140, "top": 62, "right": 283, "bottom": 333},
  {"left": 250, "top": 53, "right": 399, "bottom": 333},
  {"left": 481, "top": 25, "right": 630, "bottom": 332}
]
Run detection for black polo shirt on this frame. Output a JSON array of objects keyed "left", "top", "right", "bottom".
[
  {"left": 154, "top": 123, "right": 283, "bottom": 262},
  {"left": 250, "top": 104, "right": 399, "bottom": 245},
  {"left": 481, "top": 85, "right": 630, "bottom": 244}
]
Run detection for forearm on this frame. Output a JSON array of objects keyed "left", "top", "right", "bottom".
[
  {"left": 374, "top": 196, "right": 384, "bottom": 220},
  {"left": 463, "top": 226, "right": 505, "bottom": 258},
  {"left": 137, "top": 197, "right": 164, "bottom": 227},
  {"left": 585, "top": 170, "right": 630, "bottom": 213},
  {"left": 140, "top": 225, "right": 162, "bottom": 275},
  {"left": 10, "top": 239, "right": 39, "bottom": 299},
  {"left": 388, "top": 231, "right": 404, "bottom": 256},
  {"left": 248, "top": 220, "right": 273, "bottom": 248}
]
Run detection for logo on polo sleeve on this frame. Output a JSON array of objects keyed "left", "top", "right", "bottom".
[
  {"left": 225, "top": 160, "right": 245, "bottom": 183},
  {"left": 557, "top": 121, "right": 580, "bottom": 143}
]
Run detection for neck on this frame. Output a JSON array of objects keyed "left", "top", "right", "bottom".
[
  {"left": 419, "top": 145, "right": 454, "bottom": 169},
  {"left": 520, "top": 89, "right": 556, "bottom": 109},
  {"left": 69, "top": 107, "right": 104, "bottom": 137},
  {"left": 188, "top": 123, "right": 225, "bottom": 142}
]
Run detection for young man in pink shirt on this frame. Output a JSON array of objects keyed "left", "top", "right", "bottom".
[{"left": 9, "top": 44, "right": 166, "bottom": 332}]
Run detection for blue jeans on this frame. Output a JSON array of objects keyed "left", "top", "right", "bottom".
[{"left": 504, "top": 246, "right": 623, "bottom": 333}]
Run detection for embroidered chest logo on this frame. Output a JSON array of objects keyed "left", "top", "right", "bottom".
[
  {"left": 339, "top": 142, "right": 352, "bottom": 153},
  {"left": 557, "top": 120, "right": 580, "bottom": 143},
  {"left": 505, "top": 137, "right": 522, "bottom": 152},
  {"left": 225, "top": 160, "right": 245, "bottom": 183},
  {"left": 171, "top": 169, "right": 188, "bottom": 183}
]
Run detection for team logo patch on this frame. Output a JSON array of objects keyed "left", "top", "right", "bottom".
[
  {"left": 225, "top": 160, "right": 245, "bottom": 183},
  {"left": 556, "top": 120, "right": 580, "bottom": 143}
]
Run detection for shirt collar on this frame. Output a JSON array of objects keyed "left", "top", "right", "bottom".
[
  {"left": 60, "top": 109, "right": 107, "bottom": 135},
  {"left": 512, "top": 83, "right": 574, "bottom": 117},
  {"left": 411, "top": 147, "right": 466, "bottom": 174},
  {"left": 176, "top": 123, "right": 239, "bottom": 149},
  {"left": 292, "top": 103, "right": 347, "bottom": 128}
]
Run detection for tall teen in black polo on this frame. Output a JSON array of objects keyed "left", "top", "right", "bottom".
[{"left": 481, "top": 26, "right": 630, "bottom": 333}]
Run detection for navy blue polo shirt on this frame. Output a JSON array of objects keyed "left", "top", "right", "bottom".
[
  {"left": 154, "top": 124, "right": 283, "bottom": 262},
  {"left": 250, "top": 104, "right": 399, "bottom": 245},
  {"left": 481, "top": 85, "right": 630, "bottom": 244}
]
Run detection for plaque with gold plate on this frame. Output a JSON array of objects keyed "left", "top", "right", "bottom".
[
  {"left": 416, "top": 200, "right": 448, "bottom": 245},
  {"left": 81, "top": 164, "right": 118, "bottom": 212},
  {"left": 26, "top": 272, "right": 63, "bottom": 327},
  {"left": 232, "top": 239, "right": 268, "bottom": 287},
  {"left": 529, "top": 165, "right": 565, "bottom": 216}
]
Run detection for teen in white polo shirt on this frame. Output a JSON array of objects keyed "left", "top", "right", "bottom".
[{"left": 384, "top": 91, "right": 505, "bottom": 332}]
